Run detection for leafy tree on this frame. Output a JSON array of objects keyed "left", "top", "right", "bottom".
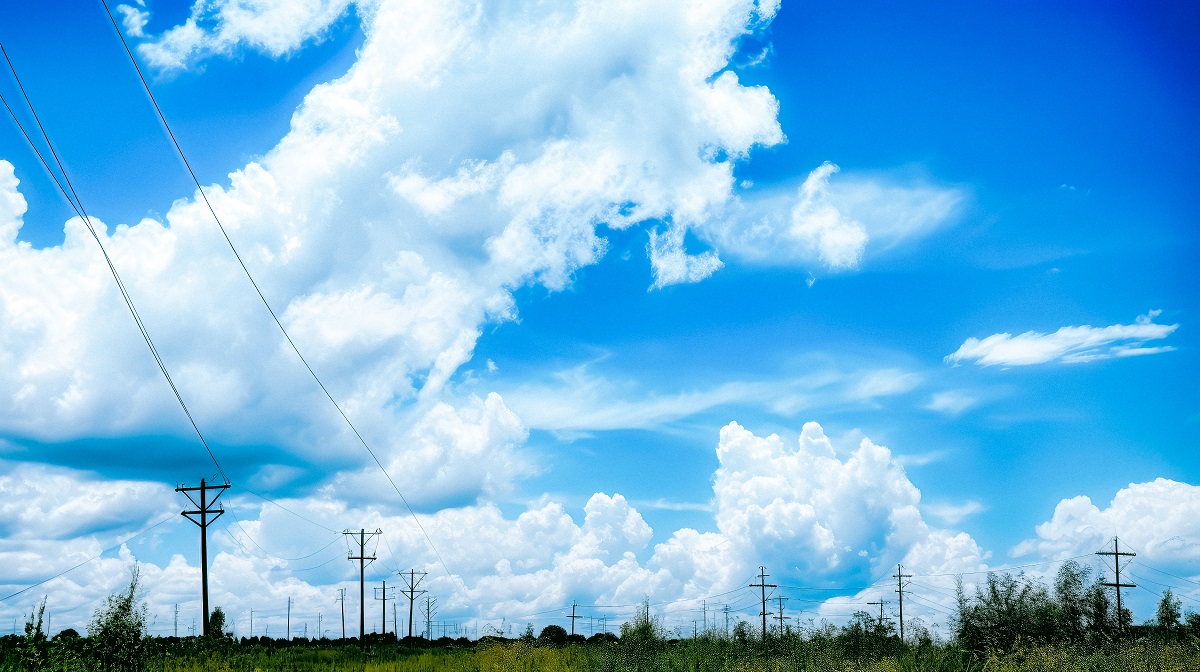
[
  {"left": 208, "top": 606, "right": 231, "bottom": 639},
  {"left": 88, "top": 566, "right": 148, "bottom": 672},
  {"left": 536, "top": 624, "right": 567, "bottom": 647},
  {"left": 519, "top": 623, "right": 535, "bottom": 644},
  {"left": 1082, "top": 577, "right": 1115, "bottom": 642},
  {"left": 1185, "top": 610, "right": 1200, "bottom": 637},
  {"left": 1157, "top": 589, "right": 1182, "bottom": 636}
]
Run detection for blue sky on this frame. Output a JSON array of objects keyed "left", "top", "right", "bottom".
[{"left": 0, "top": 0, "right": 1196, "bottom": 637}]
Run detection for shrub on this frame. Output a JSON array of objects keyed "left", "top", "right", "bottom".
[{"left": 88, "top": 566, "right": 148, "bottom": 672}]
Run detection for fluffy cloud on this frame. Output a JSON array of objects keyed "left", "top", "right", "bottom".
[
  {"left": 946, "top": 310, "right": 1179, "bottom": 367},
  {"left": 1012, "top": 478, "right": 1200, "bottom": 564},
  {"left": 132, "top": 0, "right": 355, "bottom": 71},
  {"left": 2, "top": 0, "right": 789, "bottom": 476},
  {"left": 0, "top": 420, "right": 986, "bottom": 634}
]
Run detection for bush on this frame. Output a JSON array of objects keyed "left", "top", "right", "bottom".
[{"left": 88, "top": 566, "right": 148, "bottom": 672}]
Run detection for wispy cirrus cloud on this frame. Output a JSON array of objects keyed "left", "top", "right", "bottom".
[
  {"left": 945, "top": 310, "right": 1178, "bottom": 367},
  {"left": 497, "top": 363, "right": 923, "bottom": 433}
]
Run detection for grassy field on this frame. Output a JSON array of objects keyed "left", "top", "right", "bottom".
[{"left": 131, "top": 639, "right": 1200, "bottom": 672}]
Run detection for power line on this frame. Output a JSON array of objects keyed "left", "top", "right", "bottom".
[
  {"left": 225, "top": 510, "right": 342, "bottom": 562},
  {"left": 0, "top": 42, "right": 226, "bottom": 481},
  {"left": 100, "top": 0, "right": 452, "bottom": 581},
  {"left": 0, "top": 512, "right": 176, "bottom": 603}
]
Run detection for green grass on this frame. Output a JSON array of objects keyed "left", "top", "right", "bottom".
[{"left": 129, "top": 640, "right": 1200, "bottom": 672}]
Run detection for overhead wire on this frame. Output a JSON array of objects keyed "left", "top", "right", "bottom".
[
  {"left": 100, "top": 0, "right": 453, "bottom": 582},
  {"left": 0, "top": 512, "right": 177, "bottom": 603},
  {"left": 225, "top": 510, "right": 343, "bottom": 562},
  {"left": 0, "top": 42, "right": 226, "bottom": 482},
  {"left": 1, "top": 36, "right": 354, "bottom": 555}
]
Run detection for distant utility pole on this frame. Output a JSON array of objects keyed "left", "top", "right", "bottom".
[
  {"left": 775, "top": 596, "right": 790, "bottom": 635},
  {"left": 176, "top": 477, "right": 230, "bottom": 636},
  {"left": 318, "top": 613, "right": 322, "bottom": 640},
  {"left": 287, "top": 597, "right": 291, "bottom": 640},
  {"left": 336, "top": 588, "right": 347, "bottom": 639},
  {"left": 421, "top": 596, "right": 437, "bottom": 639},
  {"left": 893, "top": 564, "right": 912, "bottom": 642},
  {"left": 749, "top": 566, "right": 776, "bottom": 642},
  {"left": 400, "top": 569, "right": 427, "bottom": 639},
  {"left": 867, "top": 600, "right": 888, "bottom": 630},
  {"left": 344, "top": 529, "right": 381, "bottom": 639},
  {"left": 249, "top": 609, "right": 253, "bottom": 638},
  {"left": 1096, "top": 538, "right": 1136, "bottom": 632},
  {"left": 174, "top": 604, "right": 179, "bottom": 638},
  {"left": 374, "top": 581, "right": 396, "bottom": 636},
  {"left": 567, "top": 601, "right": 582, "bottom": 636},
  {"left": 724, "top": 605, "right": 730, "bottom": 635}
]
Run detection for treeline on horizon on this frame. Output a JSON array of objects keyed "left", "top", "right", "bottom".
[{"left": 2, "top": 560, "right": 1199, "bottom": 671}]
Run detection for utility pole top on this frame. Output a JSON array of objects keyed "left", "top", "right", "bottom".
[{"left": 749, "top": 566, "right": 777, "bottom": 642}]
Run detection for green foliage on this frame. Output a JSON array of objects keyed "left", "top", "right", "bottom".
[
  {"left": 618, "top": 597, "right": 665, "bottom": 644},
  {"left": 538, "top": 624, "right": 568, "bottom": 647},
  {"left": 206, "top": 606, "right": 231, "bottom": 639},
  {"left": 87, "top": 566, "right": 148, "bottom": 672},
  {"left": 18, "top": 597, "right": 49, "bottom": 672},
  {"left": 952, "top": 560, "right": 1128, "bottom": 651},
  {"left": 1156, "top": 588, "right": 1182, "bottom": 634}
]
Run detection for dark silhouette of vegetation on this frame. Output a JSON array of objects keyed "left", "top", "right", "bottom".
[
  {"left": 536, "top": 624, "right": 567, "bottom": 647},
  {"left": 87, "top": 567, "right": 148, "bottom": 672}
]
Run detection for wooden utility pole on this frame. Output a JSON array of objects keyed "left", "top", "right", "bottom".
[
  {"left": 567, "top": 601, "right": 582, "bottom": 636},
  {"left": 287, "top": 597, "right": 291, "bottom": 640},
  {"left": 749, "top": 566, "right": 776, "bottom": 641},
  {"left": 400, "top": 569, "right": 427, "bottom": 639},
  {"left": 775, "top": 596, "right": 789, "bottom": 635},
  {"left": 374, "top": 581, "right": 396, "bottom": 636},
  {"left": 867, "top": 600, "right": 888, "bottom": 630},
  {"left": 893, "top": 565, "right": 912, "bottom": 642},
  {"left": 336, "top": 588, "right": 347, "bottom": 639},
  {"left": 1096, "top": 538, "right": 1136, "bottom": 632},
  {"left": 344, "top": 529, "right": 380, "bottom": 639},
  {"left": 176, "top": 477, "right": 229, "bottom": 636}
]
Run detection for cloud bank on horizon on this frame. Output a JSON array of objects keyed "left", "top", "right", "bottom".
[{"left": 0, "top": 0, "right": 1191, "bottom": 635}]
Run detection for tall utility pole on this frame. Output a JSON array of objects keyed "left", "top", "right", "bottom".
[
  {"left": 567, "top": 601, "right": 582, "bottom": 636},
  {"left": 775, "top": 596, "right": 789, "bottom": 635},
  {"left": 287, "top": 597, "right": 291, "bottom": 640},
  {"left": 374, "top": 581, "right": 396, "bottom": 637},
  {"left": 176, "top": 477, "right": 230, "bottom": 636},
  {"left": 1096, "top": 537, "right": 1136, "bottom": 632},
  {"left": 344, "top": 529, "right": 381, "bottom": 639},
  {"left": 400, "top": 569, "right": 427, "bottom": 639},
  {"left": 173, "top": 604, "right": 179, "bottom": 637},
  {"left": 336, "top": 588, "right": 347, "bottom": 639},
  {"left": 749, "top": 566, "right": 776, "bottom": 642},
  {"left": 893, "top": 564, "right": 912, "bottom": 642}
]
